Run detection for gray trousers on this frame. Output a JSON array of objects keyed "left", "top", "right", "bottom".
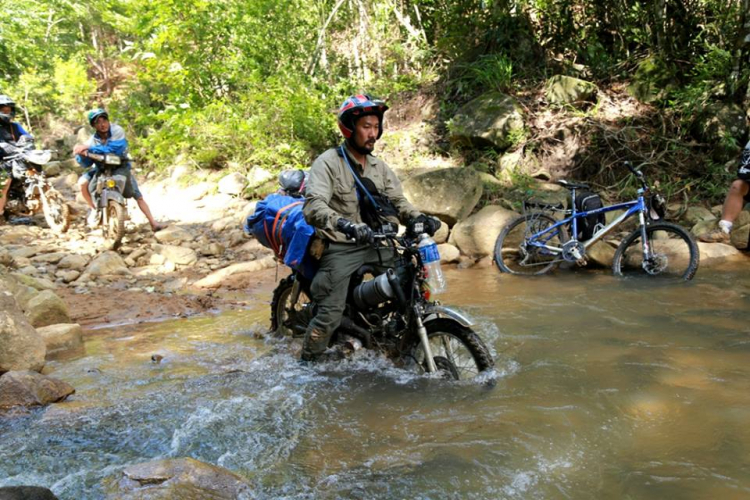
[{"left": 302, "top": 242, "right": 395, "bottom": 359}]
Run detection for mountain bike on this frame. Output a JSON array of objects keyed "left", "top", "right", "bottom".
[{"left": 493, "top": 163, "right": 700, "bottom": 280}]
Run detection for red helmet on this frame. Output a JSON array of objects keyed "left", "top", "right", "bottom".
[{"left": 337, "top": 94, "right": 389, "bottom": 139}]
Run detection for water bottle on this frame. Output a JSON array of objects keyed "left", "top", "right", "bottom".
[{"left": 417, "top": 233, "right": 447, "bottom": 294}]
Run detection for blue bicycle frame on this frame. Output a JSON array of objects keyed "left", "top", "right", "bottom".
[{"left": 527, "top": 187, "right": 651, "bottom": 259}]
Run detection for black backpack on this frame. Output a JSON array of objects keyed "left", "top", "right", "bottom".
[{"left": 574, "top": 190, "right": 605, "bottom": 240}]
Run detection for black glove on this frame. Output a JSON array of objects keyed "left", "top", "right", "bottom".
[
  {"left": 336, "top": 218, "right": 374, "bottom": 244},
  {"left": 408, "top": 214, "right": 441, "bottom": 237}
]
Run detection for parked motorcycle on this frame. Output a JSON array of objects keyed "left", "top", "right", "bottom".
[
  {"left": 85, "top": 152, "right": 129, "bottom": 250},
  {"left": 0, "top": 136, "right": 70, "bottom": 233},
  {"left": 270, "top": 227, "right": 495, "bottom": 380}
]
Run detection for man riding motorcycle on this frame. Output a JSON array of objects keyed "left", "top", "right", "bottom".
[
  {"left": 0, "top": 95, "right": 33, "bottom": 219},
  {"left": 74, "top": 108, "right": 165, "bottom": 231},
  {"left": 301, "top": 94, "right": 441, "bottom": 362}
]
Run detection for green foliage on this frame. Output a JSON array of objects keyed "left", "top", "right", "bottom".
[{"left": 454, "top": 55, "right": 514, "bottom": 96}]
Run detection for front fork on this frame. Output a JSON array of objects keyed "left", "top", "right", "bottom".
[
  {"left": 414, "top": 305, "right": 437, "bottom": 373},
  {"left": 638, "top": 210, "right": 652, "bottom": 264}
]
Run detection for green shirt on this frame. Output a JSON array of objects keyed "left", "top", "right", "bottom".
[{"left": 303, "top": 146, "right": 420, "bottom": 243}]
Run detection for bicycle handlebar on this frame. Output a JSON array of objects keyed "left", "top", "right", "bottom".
[{"left": 624, "top": 161, "right": 648, "bottom": 190}]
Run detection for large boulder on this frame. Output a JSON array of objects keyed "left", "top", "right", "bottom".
[
  {"left": 402, "top": 168, "right": 483, "bottom": 225},
  {"left": 193, "top": 257, "right": 276, "bottom": 288},
  {"left": 0, "top": 371, "right": 74, "bottom": 410},
  {"left": 448, "top": 92, "right": 526, "bottom": 150},
  {"left": 731, "top": 223, "right": 750, "bottom": 249},
  {"left": 545, "top": 75, "right": 598, "bottom": 106},
  {"left": 36, "top": 323, "right": 83, "bottom": 357},
  {"left": 26, "top": 290, "right": 71, "bottom": 328},
  {"left": 0, "top": 292, "right": 46, "bottom": 373},
  {"left": 153, "top": 244, "right": 198, "bottom": 266},
  {"left": 438, "top": 243, "right": 461, "bottom": 264},
  {"left": 698, "top": 242, "right": 747, "bottom": 267},
  {"left": 10, "top": 273, "right": 57, "bottom": 291},
  {"left": 109, "top": 457, "right": 252, "bottom": 500},
  {"left": 449, "top": 205, "right": 519, "bottom": 258}
]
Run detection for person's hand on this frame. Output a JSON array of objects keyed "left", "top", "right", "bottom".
[
  {"left": 408, "top": 214, "right": 441, "bottom": 237},
  {"left": 336, "top": 218, "right": 374, "bottom": 244},
  {"left": 73, "top": 144, "right": 88, "bottom": 156}
]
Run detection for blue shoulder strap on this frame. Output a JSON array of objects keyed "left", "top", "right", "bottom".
[{"left": 339, "top": 145, "right": 381, "bottom": 211}]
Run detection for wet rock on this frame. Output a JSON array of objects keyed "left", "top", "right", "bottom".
[
  {"left": 56, "top": 254, "right": 89, "bottom": 271},
  {"left": 586, "top": 240, "right": 617, "bottom": 267},
  {"left": 218, "top": 172, "right": 247, "bottom": 195},
  {"left": 449, "top": 205, "right": 519, "bottom": 258},
  {"left": 0, "top": 486, "right": 59, "bottom": 499},
  {"left": 698, "top": 242, "right": 746, "bottom": 267},
  {"left": 193, "top": 257, "right": 276, "bottom": 288},
  {"left": 730, "top": 223, "right": 750, "bottom": 249},
  {"left": 36, "top": 323, "right": 83, "bottom": 356},
  {"left": 402, "top": 168, "right": 483, "bottom": 225},
  {"left": 109, "top": 457, "right": 251, "bottom": 500},
  {"left": 154, "top": 225, "right": 194, "bottom": 244},
  {"left": 153, "top": 244, "right": 198, "bottom": 266},
  {"left": 0, "top": 371, "right": 74, "bottom": 410},
  {"left": 691, "top": 218, "right": 718, "bottom": 238},
  {"left": 438, "top": 243, "right": 460, "bottom": 264},
  {"left": 0, "top": 292, "right": 46, "bottom": 373},
  {"left": 30, "top": 252, "right": 67, "bottom": 265},
  {"left": 26, "top": 290, "right": 71, "bottom": 328}
]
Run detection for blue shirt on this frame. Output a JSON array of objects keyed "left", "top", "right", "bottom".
[{"left": 76, "top": 123, "right": 130, "bottom": 169}]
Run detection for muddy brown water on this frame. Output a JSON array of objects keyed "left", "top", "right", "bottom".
[{"left": 2, "top": 266, "right": 750, "bottom": 498}]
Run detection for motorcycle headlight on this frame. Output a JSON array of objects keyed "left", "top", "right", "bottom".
[{"left": 106, "top": 179, "right": 116, "bottom": 188}]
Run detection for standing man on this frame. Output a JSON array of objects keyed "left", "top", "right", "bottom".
[
  {"left": 699, "top": 140, "right": 750, "bottom": 245},
  {"left": 0, "top": 95, "right": 32, "bottom": 219},
  {"left": 74, "top": 108, "right": 165, "bottom": 231},
  {"left": 301, "top": 94, "right": 440, "bottom": 362}
]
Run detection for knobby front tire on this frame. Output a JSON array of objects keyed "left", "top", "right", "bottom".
[
  {"left": 494, "top": 213, "right": 565, "bottom": 275},
  {"left": 412, "top": 319, "right": 494, "bottom": 380},
  {"left": 612, "top": 222, "right": 699, "bottom": 280}
]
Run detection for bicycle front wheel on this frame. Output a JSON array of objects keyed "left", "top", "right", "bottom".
[
  {"left": 612, "top": 222, "right": 699, "bottom": 280},
  {"left": 493, "top": 213, "right": 566, "bottom": 275}
]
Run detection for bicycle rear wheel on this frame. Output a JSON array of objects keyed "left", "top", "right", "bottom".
[
  {"left": 494, "top": 213, "right": 566, "bottom": 275},
  {"left": 612, "top": 222, "right": 699, "bottom": 280}
]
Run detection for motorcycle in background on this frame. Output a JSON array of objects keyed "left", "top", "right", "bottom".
[
  {"left": 85, "top": 152, "right": 129, "bottom": 250},
  {"left": 0, "top": 136, "right": 70, "bottom": 234}
]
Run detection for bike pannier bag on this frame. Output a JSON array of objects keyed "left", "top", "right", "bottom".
[
  {"left": 244, "top": 193, "right": 318, "bottom": 279},
  {"left": 574, "top": 190, "right": 606, "bottom": 240}
]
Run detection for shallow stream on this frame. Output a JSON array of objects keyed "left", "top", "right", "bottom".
[{"left": 2, "top": 266, "right": 750, "bottom": 498}]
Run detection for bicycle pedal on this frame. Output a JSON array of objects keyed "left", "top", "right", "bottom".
[{"left": 576, "top": 258, "right": 588, "bottom": 267}]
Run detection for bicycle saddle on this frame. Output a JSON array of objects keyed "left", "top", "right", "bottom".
[{"left": 555, "top": 180, "right": 590, "bottom": 190}]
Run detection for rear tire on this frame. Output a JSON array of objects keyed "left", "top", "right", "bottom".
[
  {"left": 411, "top": 319, "right": 494, "bottom": 380},
  {"left": 42, "top": 189, "right": 70, "bottom": 234},
  {"left": 494, "top": 213, "right": 566, "bottom": 275},
  {"left": 105, "top": 200, "right": 126, "bottom": 250},
  {"left": 612, "top": 222, "right": 699, "bottom": 280}
]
